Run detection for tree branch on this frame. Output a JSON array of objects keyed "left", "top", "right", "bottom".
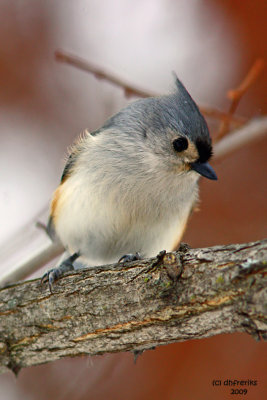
[
  {"left": 213, "top": 116, "right": 267, "bottom": 160},
  {"left": 55, "top": 50, "right": 155, "bottom": 99},
  {"left": 54, "top": 49, "right": 246, "bottom": 126},
  {"left": 1, "top": 239, "right": 266, "bottom": 374},
  {"left": 216, "top": 58, "right": 265, "bottom": 140}
]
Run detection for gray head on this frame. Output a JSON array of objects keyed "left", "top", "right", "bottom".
[{"left": 95, "top": 74, "right": 217, "bottom": 180}]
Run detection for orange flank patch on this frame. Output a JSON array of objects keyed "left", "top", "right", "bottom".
[{"left": 50, "top": 183, "right": 64, "bottom": 222}]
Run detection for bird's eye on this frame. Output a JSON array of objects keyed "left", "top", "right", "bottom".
[{"left": 173, "top": 137, "right": 188, "bottom": 152}]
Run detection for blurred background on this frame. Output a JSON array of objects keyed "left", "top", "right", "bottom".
[{"left": 0, "top": 0, "right": 266, "bottom": 399}]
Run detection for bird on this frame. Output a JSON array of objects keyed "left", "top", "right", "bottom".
[{"left": 42, "top": 74, "right": 217, "bottom": 291}]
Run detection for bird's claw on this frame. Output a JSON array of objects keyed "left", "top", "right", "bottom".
[
  {"left": 41, "top": 256, "right": 77, "bottom": 293},
  {"left": 41, "top": 268, "right": 63, "bottom": 293}
]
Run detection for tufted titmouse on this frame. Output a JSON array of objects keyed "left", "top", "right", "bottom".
[{"left": 42, "top": 75, "right": 217, "bottom": 290}]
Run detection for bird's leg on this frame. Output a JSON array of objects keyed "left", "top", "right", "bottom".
[{"left": 41, "top": 252, "right": 80, "bottom": 293}]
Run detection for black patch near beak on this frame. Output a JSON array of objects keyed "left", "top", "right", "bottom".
[{"left": 191, "top": 161, "right": 218, "bottom": 180}]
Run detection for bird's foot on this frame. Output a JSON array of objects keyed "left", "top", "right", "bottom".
[
  {"left": 41, "top": 252, "right": 79, "bottom": 293},
  {"left": 118, "top": 252, "right": 142, "bottom": 263}
]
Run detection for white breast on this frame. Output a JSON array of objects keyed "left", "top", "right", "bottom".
[{"left": 54, "top": 168, "right": 198, "bottom": 265}]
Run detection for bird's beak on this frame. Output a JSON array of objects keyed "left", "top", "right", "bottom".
[{"left": 190, "top": 161, "right": 218, "bottom": 180}]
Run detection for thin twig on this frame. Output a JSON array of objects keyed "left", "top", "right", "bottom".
[
  {"left": 55, "top": 49, "right": 247, "bottom": 126},
  {"left": 216, "top": 58, "right": 265, "bottom": 141},
  {"left": 55, "top": 50, "right": 153, "bottom": 99},
  {"left": 198, "top": 106, "right": 246, "bottom": 127},
  {"left": 213, "top": 116, "right": 267, "bottom": 161}
]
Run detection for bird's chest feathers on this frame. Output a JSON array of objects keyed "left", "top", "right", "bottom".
[
  {"left": 54, "top": 162, "right": 199, "bottom": 261},
  {"left": 74, "top": 167, "right": 197, "bottom": 232}
]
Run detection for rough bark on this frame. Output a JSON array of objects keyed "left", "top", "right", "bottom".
[{"left": 0, "top": 239, "right": 266, "bottom": 375}]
